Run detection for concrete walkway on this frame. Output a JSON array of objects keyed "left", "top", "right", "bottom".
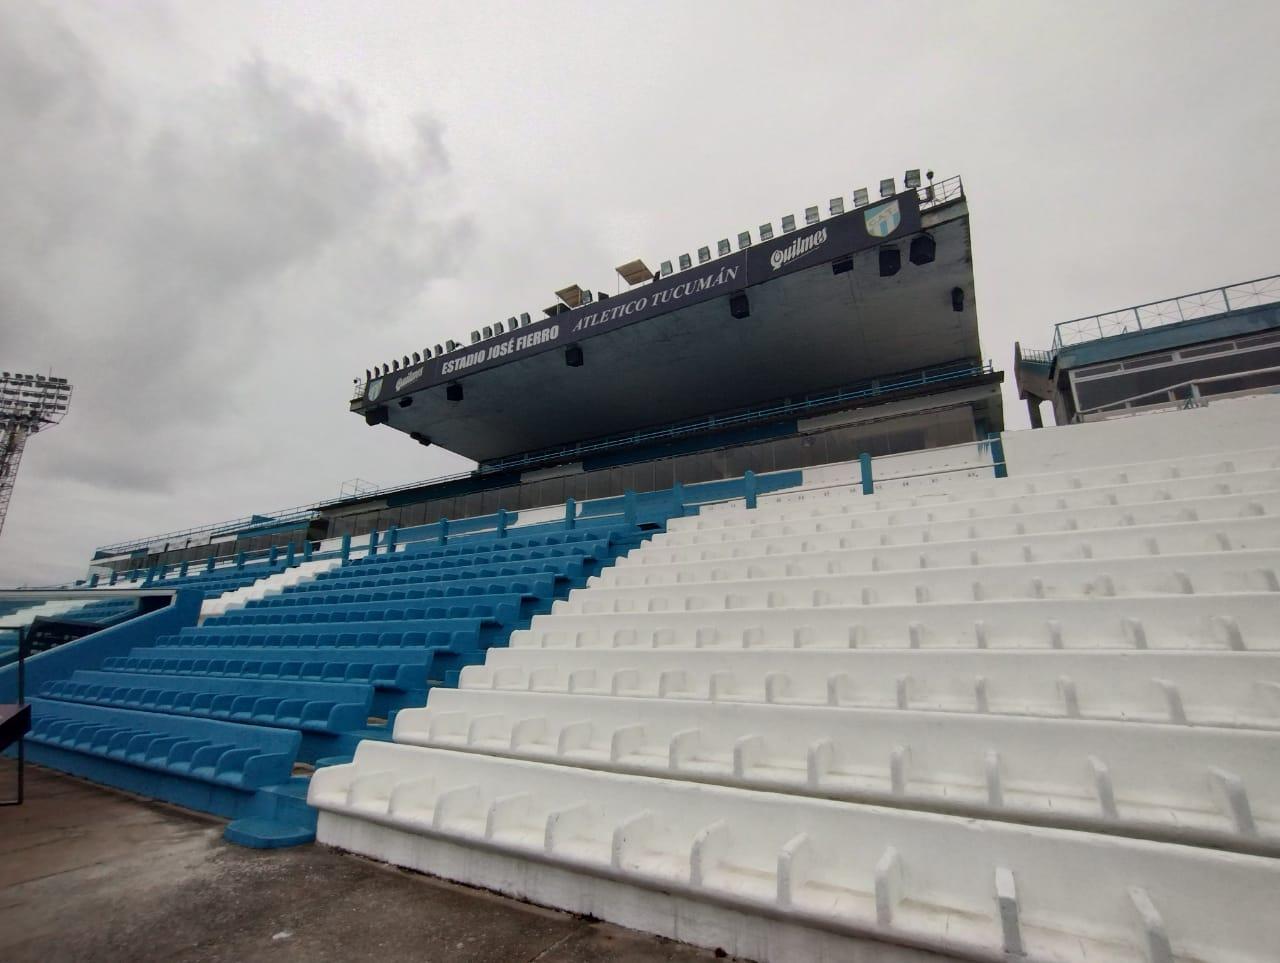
[{"left": 0, "top": 761, "right": 725, "bottom": 963}]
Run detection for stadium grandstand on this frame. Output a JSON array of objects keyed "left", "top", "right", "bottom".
[{"left": 4, "top": 173, "right": 1280, "bottom": 961}]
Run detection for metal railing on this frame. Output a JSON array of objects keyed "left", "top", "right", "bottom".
[
  {"left": 1052, "top": 274, "right": 1280, "bottom": 350},
  {"left": 1019, "top": 347, "right": 1055, "bottom": 366}
]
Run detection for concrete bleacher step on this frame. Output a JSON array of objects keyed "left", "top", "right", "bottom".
[
  {"left": 680, "top": 465, "right": 1280, "bottom": 535},
  {"left": 396, "top": 688, "right": 1279, "bottom": 852},
  {"left": 654, "top": 489, "right": 1280, "bottom": 557},
  {"left": 201, "top": 558, "right": 343, "bottom": 619},
  {"left": 597, "top": 516, "right": 1280, "bottom": 585},
  {"left": 461, "top": 648, "right": 1280, "bottom": 728},
  {"left": 567, "top": 549, "right": 1280, "bottom": 612},
  {"left": 514, "top": 593, "right": 1279, "bottom": 651},
  {"left": 311, "top": 742, "right": 1280, "bottom": 963}
]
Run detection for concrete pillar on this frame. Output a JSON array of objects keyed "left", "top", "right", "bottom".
[
  {"left": 743, "top": 470, "right": 758, "bottom": 510},
  {"left": 564, "top": 499, "right": 576, "bottom": 530},
  {"left": 1027, "top": 397, "right": 1044, "bottom": 430},
  {"left": 859, "top": 453, "right": 874, "bottom": 495},
  {"left": 439, "top": 517, "right": 450, "bottom": 545},
  {"left": 496, "top": 509, "right": 508, "bottom": 538},
  {"left": 340, "top": 534, "right": 351, "bottom": 563}
]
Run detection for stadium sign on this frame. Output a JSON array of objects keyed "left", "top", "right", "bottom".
[{"left": 366, "top": 190, "right": 922, "bottom": 404}]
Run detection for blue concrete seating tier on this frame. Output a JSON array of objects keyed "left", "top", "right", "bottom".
[
  {"left": 207, "top": 592, "right": 531, "bottom": 627},
  {"left": 10, "top": 511, "right": 662, "bottom": 846},
  {"left": 26, "top": 698, "right": 299, "bottom": 791},
  {"left": 100, "top": 645, "right": 472, "bottom": 693},
  {"left": 40, "top": 670, "right": 372, "bottom": 734},
  {"left": 58, "top": 598, "right": 139, "bottom": 625}
]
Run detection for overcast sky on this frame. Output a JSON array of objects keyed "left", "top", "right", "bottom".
[{"left": 2, "top": 0, "right": 1278, "bottom": 586}]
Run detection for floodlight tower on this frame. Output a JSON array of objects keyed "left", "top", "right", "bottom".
[{"left": 0, "top": 371, "right": 73, "bottom": 538}]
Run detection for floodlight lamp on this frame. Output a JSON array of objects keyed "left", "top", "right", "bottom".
[
  {"left": 392, "top": 359, "right": 400, "bottom": 371},
  {"left": 678, "top": 253, "right": 692, "bottom": 270},
  {"left": 403, "top": 356, "right": 411, "bottom": 367},
  {"left": 879, "top": 178, "right": 896, "bottom": 198},
  {"left": 697, "top": 246, "right": 711, "bottom": 264},
  {"left": 471, "top": 331, "right": 481, "bottom": 344},
  {"left": 493, "top": 321, "right": 505, "bottom": 335},
  {"left": 507, "top": 317, "right": 517, "bottom": 329},
  {"left": 804, "top": 206, "right": 819, "bottom": 226},
  {"left": 737, "top": 231, "right": 751, "bottom": 250},
  {"left": 412, "top": 352, "right": 421, "bottom": 363},
  {"left": 717, "top": 239, "right": 731, "bottom": 257},
  {"left": 759, "top": 223, "right": 774, "bottom": 241},
  {"left": 483, "top": 325, "right": 493, "bottom": 338},
  {"left": 660, "top": 260, "right": 673, "bottom": 276},
  {"left": 781, "top": 214, "right": 796, "bottom": 233},
  {"left": 904, "top": 169, "right": 921, "bottom": 189},
  {"left": 829, "top": 197, "right": 844, "bottom": 216},
  {"left": 520, "top": 312, "right": 532, "bottom": 325}
]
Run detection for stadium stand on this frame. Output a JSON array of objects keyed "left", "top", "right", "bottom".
[{"left": 309, "top": 397, "right": 1280, "bottom": 962}]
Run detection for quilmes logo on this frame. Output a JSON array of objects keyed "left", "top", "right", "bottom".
[
  {"left": 864, "top": 199, "right": 902, "bottom": 238},
  {"left": 770, "top": 227, "right": 828, "bottom": 271},
  {"left": 395, "top": 367, "right": 424, "bottom": 393},
  {"left": 367, "top": 377, "right": 384, "bottom": 402}
]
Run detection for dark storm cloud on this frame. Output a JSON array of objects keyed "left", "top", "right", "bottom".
[{"left": 0, "top": 3, "right": 473, "bottom": 583}]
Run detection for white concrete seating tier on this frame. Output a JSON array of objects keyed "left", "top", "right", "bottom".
[
  {"left": 653, "top": 489, "right": 1280, "bottom": 554},
  {"left": 721, "top": 447, "right": 1280, "bottom": 517},
  {"left": 566, "top": 549, "right": 1280, "bottom": 611},
  {"left": 461, "top": 648, "right": 1280, "bottom": 729},
  {"left": 511, "top": 594, "right": 1277, "bottom": 651},
  {"left": 395, "top": 688, "right": 1279, "bottom": 850},
  {"left": 312, "top": 742, "right": 1279, "bottom": 963},
  {"left": 682, "top": 460, "right": 1280, "bottom": 533},
  {"left": 596, "top": 517, "right": 1280, "bottom": 586},
  {"left": 314, "top": 435, "right": 1280, "bottom": 961}
]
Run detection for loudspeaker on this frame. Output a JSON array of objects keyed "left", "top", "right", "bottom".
[
  {"left": 831, "top": 256, "right": 853, "bottom": 275},
  {"left": 409, "top": 432, "right": 432, "bottom": 447},
  {"left": 364, "top": 405, "right": 389, "bottom": 426},
  {"left": 565, "top": 344, "right": 584, "bottom": 367},
  {"left": 729, "top": 291, "right": 750, "bottom": 319},
  {"left": 879, "top": 246, "right": 900, "bottom": 277},
  {"left": 397, "top": 395, "right": 413, "bottom": 408},
  {"left": 951, "top": 286, "right": 965, "bottom": 312},
  {"left": 909, "top": 234, "right": 936, "bottom": 266},
  {"left": 446, "top": 382, "right": 463, "bottom": 402}
]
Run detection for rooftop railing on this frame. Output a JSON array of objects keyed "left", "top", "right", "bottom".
[{"left": 1052, "top": 274, "right": 1280, "bottom": 350}]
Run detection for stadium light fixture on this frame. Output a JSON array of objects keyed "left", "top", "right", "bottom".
[
  {"left": 904, "top": 169, "right": 922, "bottom": 189},
  {"left": 615, "top": 259, "right": 654, "bottom": 286},
  {"left": 471, "top": 331, "right": 481, "bottom": 344},
  {"left": 403, "top": 355, "right": 411, "bottom": 367},
  {"left": 678, "top": 253, "right": 692, "bottom": 271},
  {"left": 909, "top": 234, "right": 936, "bottom": 266},
  {"left": 829, "top": 197, "right": 844, "bottom": 216},
  {"left": 659, "top": 260, "right": 672, "bottom": 277},
  {"left": 853, "top": 188, "right": 869, "bottom": 208},
  {"left": 412, "top": 352, "right": 421, "bottom": 363},
  {"left": 781, "top": 214, "right": 796, "bottom": 233},
  {"left": 737, "top": 231, "right": 751, "bottom": 250},
  {"left": 879, "top": 178, "right": 896, "bottom": 198},
  {"left": 507, "top": 316, "right": 518, "bottom": 330},
  {"left": 483, "top": 325, "right": 494, "bottom": 338},
  {"left": 520, "top": 312, "right": 532, "bottom": 326},
  {"left": 555, "top": 284, "right": 585, "bottom": 308},
  {"left": 759, "top": 223, "right": 774, "bottom": 241},
  {"left": 365, "top": 369, "right": 372, "bottom": 380},
  {"left": 697, "top": 246, "right": 711, "bottom": 264},
  {"left": 717, "top": 239, "right": 731, "bottom": 257},
  {"left": 392, "top": 359, "right": 400, "bottom": 371},
  {"left": 804, "top": 206, "right": 820, "bottom": 226},
  {"left": 879, "top": 246, "right": 901, "bottom": 277},
  {"left": 434, "top": 344, "right": 444, "bottom": 357},
  {"left": 581, "top": 290, "right": 594, "bottom": 305}
]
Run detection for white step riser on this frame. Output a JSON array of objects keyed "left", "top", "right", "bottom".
[
  {"left": 567, "top": 550, "right": 1280, "bottom": 612},
  {"left": 601, "top": 517, "right": 1280, "bottom": 584},
  {"left": 676, "top": 465, "right": 1280, "bottom": 533},
  {"left": 397, "top": 689, "right": 1280, "bottom": 849},
  {"left": 739, "top": 447, "right": 1280, "bottom": 514},
  {"left": 311, "top": 743, "right": 1280, "bottom": 963},
  {"left": 657, "top": 489, "right": 1280, "bottom": 550},
  {"left": 464, "top": 648, "right": 1280, "bottom": 729},
  {"left": 517, "top": 594, "right": 1279, "bottom": 652}
]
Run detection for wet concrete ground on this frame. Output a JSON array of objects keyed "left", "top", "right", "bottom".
[{"left": 0, "top": 761, "right": 725, "bottom": 963}]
